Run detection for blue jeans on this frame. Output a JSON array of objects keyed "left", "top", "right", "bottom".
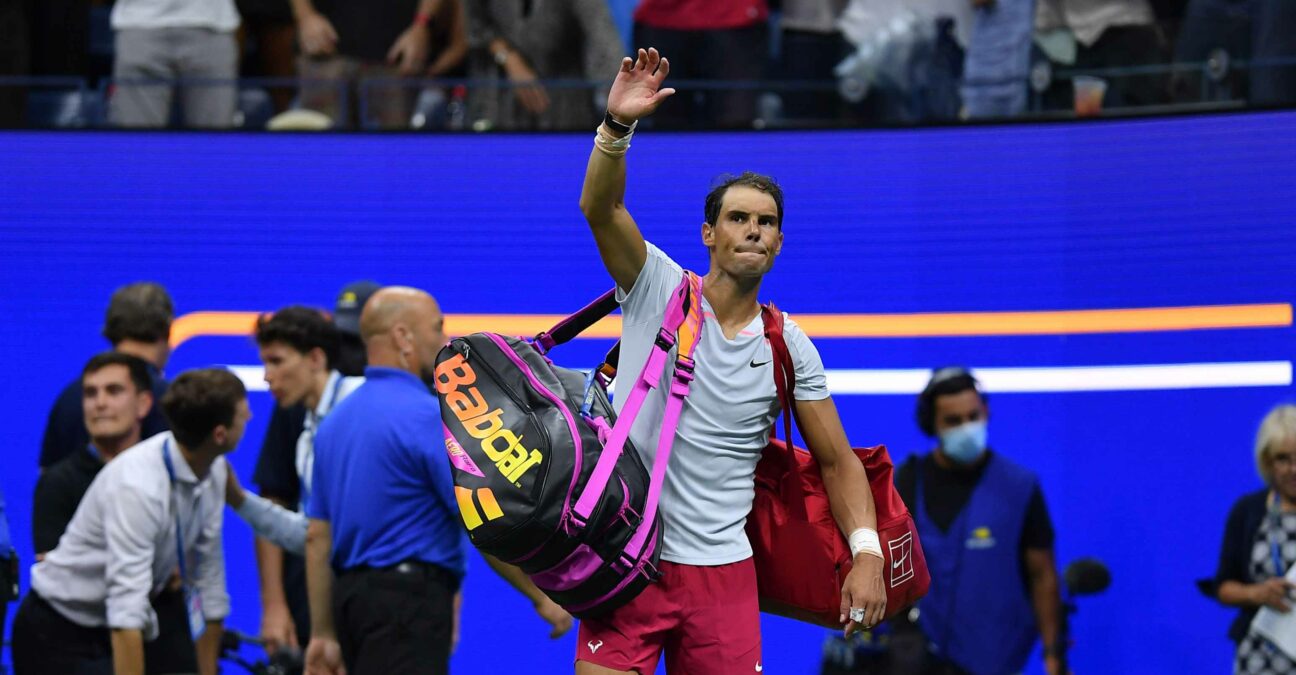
[{"left": 961, "top": 0, "right": 1035, "bottom": 118}]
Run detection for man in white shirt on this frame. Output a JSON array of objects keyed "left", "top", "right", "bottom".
[
  {"left": 109, "top": 0, "right": 241, "bottom": 127},
  {"left": 251, "top": 305, "right": 364, "bottom": 654},
  {"left": 574, "top": 49, "right": 888, "bottom": 674},
  {"left": 12, "top": 368, "right": 251, "bottom": 675}
]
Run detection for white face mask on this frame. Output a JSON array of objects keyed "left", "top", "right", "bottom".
[{"left": 939, "top": 420, "right": 988, "bottom": 465}]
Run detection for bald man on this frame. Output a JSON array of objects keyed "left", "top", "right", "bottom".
[{"left": 303, "top": 287, "right": 570, "bottom": 675}]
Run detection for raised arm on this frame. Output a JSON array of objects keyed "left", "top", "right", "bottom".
[{"left": 578, "top": 47, "right": 675, "bottom": 292}]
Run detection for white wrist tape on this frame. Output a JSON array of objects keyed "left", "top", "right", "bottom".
[{"left": 849, "top": 528, "right": 883, "bottom": 559}]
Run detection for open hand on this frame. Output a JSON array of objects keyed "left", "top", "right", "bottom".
[{"left": 606, "top": 48, "right": 676, "bottom": 124}]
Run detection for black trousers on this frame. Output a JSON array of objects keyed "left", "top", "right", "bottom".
[
  {"left": 334, "top": 561, "right": 460, "bottom": 675},
  {"left": 632, "top": 22, "right": 770, "bottom": 129},
  {"left": 12, "top": 589, "right": 197, "bottom": 675}
]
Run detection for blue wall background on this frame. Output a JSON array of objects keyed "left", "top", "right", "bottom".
[{"left": 1, "top": 111, "right": 1294, "bottom": 673}]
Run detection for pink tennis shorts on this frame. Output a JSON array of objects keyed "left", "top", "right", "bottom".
[{"left": 575, "top": 558, "right": 762, "bottom": 674}]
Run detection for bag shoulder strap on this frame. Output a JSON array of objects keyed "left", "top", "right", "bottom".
[
  {"left": 761, "top": 302, "right": 796, "bottom": 443},
  {"left": 570, "top": 272, "right": 703, "bottom": 537},
  {"left": 533, "top": 288, "right": 618, "bottom": 354}
]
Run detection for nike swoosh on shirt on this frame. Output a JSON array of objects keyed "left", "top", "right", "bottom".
[{"left": 750, "top": 359, "right": 771, "bottom": 368}]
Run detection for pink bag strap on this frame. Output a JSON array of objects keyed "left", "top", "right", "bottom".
[{"left": 570, "top": 271, "right": 704, "bottom": 533}]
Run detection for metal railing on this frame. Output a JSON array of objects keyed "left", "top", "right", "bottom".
[{"left": 1, "top": 56, "right": 1294, "bottom": 131}]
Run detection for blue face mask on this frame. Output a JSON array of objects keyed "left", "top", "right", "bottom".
[{"left": 939, "top": 420, "right": 988, "bottom": 465}]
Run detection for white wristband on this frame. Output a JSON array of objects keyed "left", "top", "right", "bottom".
[{"left": 849, "top": 528, "right": 883, "bottom": 560}]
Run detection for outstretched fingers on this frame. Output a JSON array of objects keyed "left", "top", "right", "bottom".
[{"left": 653, "top": 56, "right": 670, "bottom": 83}]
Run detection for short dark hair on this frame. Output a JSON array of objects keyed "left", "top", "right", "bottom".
[
  {"left": 82, "top": 351, "right": 152, "bottom": 396},
  {"left": 103, "top": 282, "right": 174, "bottom": 345},
  {"left": 915, "top": 367, "right": 988, "bottom": 437},
  {"left": 161, "top": 369, "right": 247, "bottom": 447},
  {"left": 704, "top": 172, "right": 784, "bottom": 228},
  {"left": 254, "top": 306, "right": 340, "bottom": 368}
]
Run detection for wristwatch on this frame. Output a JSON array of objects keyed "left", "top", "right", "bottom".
[{"left": 603, "top": 111, "right": 635, "bottom": 135}]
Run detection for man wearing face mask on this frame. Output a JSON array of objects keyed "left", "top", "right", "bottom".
[{"left": 894, "top": 367, "right": 1063, "bottom": 675}]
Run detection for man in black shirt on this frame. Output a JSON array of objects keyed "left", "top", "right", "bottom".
[
  {"left": 31, "top": 351, "right": 198, "bottom": 674},
  {"left": 39, "top": 282, "right": 173, "bottom": 469},
  {"left": 894, "top": 367, "right": 1063, "bottom": 675}
]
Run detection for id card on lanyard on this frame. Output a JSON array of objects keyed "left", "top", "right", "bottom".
[{"left": 163, "top": 440, "right": 207, "bottom": 640}]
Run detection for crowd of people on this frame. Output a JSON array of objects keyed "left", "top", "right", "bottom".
[
  {"left": 1, "top": 0, "right": 1295, "bottom": 129},
  {"left": 0, "top": 48, "right": 1293, "bottom": 675}
]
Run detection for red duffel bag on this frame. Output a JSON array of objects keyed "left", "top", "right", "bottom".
[{"left": 745, "top": 304, "right": 930, "bottom": 628}]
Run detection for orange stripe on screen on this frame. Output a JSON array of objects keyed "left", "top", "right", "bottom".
[{"left": 170, "top": 303, "right": 1292, "bottom": 348}]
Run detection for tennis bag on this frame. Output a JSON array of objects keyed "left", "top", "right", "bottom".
[
  {"left": 432, "top": 273, "right": 703, "bottom": 619},
  {"left": 746, "top": 303, "right": 930, "bottom": 627}
]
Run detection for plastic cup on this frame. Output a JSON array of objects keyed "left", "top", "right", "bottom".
[{"left": 1073, "top": 76, "right": 1108, "bottom": 117}]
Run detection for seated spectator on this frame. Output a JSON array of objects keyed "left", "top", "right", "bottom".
[
  {"left": 41, "top": 282, "right": 173, "bottom": 470},
  {"left": 1035, "top": 0, "right": 1168, "bottom": 109},
  {"left": 292, "top": 0, "right": 466, "bottom": 128},
  {"left": 108, "top": 0, "right": 240, "bottom": 127},
  {"left": 1213, "top": 404, "right": 1296, "bottom": 674},
  {"left": 31, "top": 351, "right": 200, "bottom": 674},
  {"left": 632, "top": 0, "right": 769, "bottom": 128},
  {"left": 12, "top": 369, "right": 250, "bottom": 675},
  {"left": 465, "top": 0, "right": 624, "bottom": 131}
]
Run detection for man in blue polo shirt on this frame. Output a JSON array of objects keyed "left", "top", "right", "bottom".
[{"left": 302, "top": 286, "right": 571, "bottom": 675}]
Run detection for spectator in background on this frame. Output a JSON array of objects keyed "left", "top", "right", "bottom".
[
  {"left": 961, "top": 0, "right": 1036, "bottom": 118},
  {"left": 1171, "top": 0, "right": 1252, "bottom": 102},
  {"left": 1213, "top": 404, "right": 1296, "bottom": 674},
  {"left": 31, "top": 352, "right": 203, "bottom": 674},
  {"left": 12, "top": 368, "right": 249, "bottom": 675},
  {"left": 251, "top": 305, "right": 364, "bottom": 655},
  {"left": 291, "top": 0, "right": 466, "bottom": 128},
  {"left": 465, "top": 0, "right": 624, "bottom": 131},
  {"left": 108, "top": 0, "right": 240, "bottom": 127},
  {"left": 777, "top": 0, "right": 850, "bottom": 122},
  {"left": 895, "top": 367, "right": 1063, "bottom": 675},
  {"left": 1035, "top": 0, "right": 1167, "bottom": 108},
  {"left": 303, "top": 287, "right": 570, "bottom": 675},
  {"left": 41, "top": 282, "right": 173, "bottom": 470},
  {"left": 632, "top": 0, "right": 769, "bottom": 128},
  {"left": 236, "top": 0, "right": 297, "bottom": 112}
]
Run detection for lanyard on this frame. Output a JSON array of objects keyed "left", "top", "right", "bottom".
[
  {"left": 1270, "top": 492, "right": 1288, "bottom": 577},
  {"left": 301, "top": 374, "right": 345, "bottom": 509},
  {"left": 161, "top": 440, "right": 201, "bottom": 584}
]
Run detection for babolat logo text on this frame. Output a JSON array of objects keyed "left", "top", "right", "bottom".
[{"left": 434, "top": 353, "right": 544, "bottom": 484}]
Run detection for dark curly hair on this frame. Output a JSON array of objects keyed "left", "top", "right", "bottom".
[{"left": 254, "top": 306, "right": 341, "bottom": 368}]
